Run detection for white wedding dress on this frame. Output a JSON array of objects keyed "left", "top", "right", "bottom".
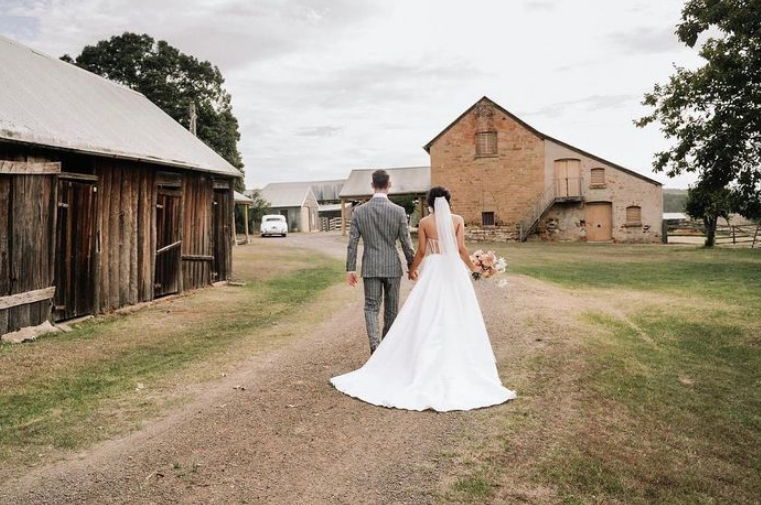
[{"left": 331, "top": 197, "right": 516, "bottom": 412}]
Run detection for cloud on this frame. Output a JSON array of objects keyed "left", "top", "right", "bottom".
[
  {"left": 7, "top": 0, "right": 381, "bottom": 71},
  {"left": 607, "top": 26, "right": 681, "bottom": 55},
  {"left": 524, "top": 1, "right": 555, "bottom": 11},
  {"left": 525, "top": 94, "right": 638, "bottom": 118},
  {"left": 296, "top": 126, "right": 343, "bottom": 137}
]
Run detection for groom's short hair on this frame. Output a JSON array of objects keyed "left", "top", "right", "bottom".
[{"left": 371, "top": 169, "right": 390, "bottom": 189}]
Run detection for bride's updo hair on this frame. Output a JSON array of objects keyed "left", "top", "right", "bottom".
[{"left": 426, "top": 186, "right": 451, "bottom": 209}]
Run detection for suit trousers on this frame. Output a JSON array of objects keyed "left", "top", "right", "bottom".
[{"left": 363, "top": 277, "right": 401, "bottom": 353}]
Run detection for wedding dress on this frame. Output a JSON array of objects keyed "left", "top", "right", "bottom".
[{"left": 330, "top": 197, "right": 516, "bottom": 412}]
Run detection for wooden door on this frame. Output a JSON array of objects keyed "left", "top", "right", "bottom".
[
  {"left": 212, "top": 189, "right": 231, "bottom": 282},
  {"left": 554, "top": 159, "right": 581, "bottom": 198},
  {"left": 54, "top": 178, "right": 99, "bottom": 321},
  {"left": 585, "top": 202, "right": 613, "bottom": 242},
  {"left": 154, "top": 189, "right": 182, "bottom": 297}
]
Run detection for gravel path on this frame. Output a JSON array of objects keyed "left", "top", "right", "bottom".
[{"left": 1, "top": 233, "right": 588, "bottom": 504}]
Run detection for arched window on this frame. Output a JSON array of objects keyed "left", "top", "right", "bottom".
[
  {"left": 475, "top": 131, "right": 497, "bottom": 157},
  {"left": 626, "top": 205, "right": 642, "bottom": 225},
  {"left": 590, "top": 168, "right": 605, "bottom": 187}
]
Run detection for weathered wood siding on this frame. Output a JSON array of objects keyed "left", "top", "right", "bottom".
[
  {"left": 182, "top": 174, "right": 214, "bottom": 290},
  {"left": 0, "top": 142, "right": 236, "bottom": 338},
  {"left": 95, "top": 161, "right": 156, "bottom": 312},
  {"left": 0, "top": 155, "right": 58, "bottom": 335}
]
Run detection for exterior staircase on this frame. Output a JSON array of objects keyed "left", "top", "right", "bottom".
[{"left": 518, "top": 178, "right": 583, "bottom": 241}]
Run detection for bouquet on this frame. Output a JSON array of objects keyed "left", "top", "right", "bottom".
[{"left": 470, "top": 249, "right": 508, "bottom": 281}]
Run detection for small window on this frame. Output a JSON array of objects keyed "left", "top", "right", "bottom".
[
  {"left": 626, "top": 206, "right": 642, "bottom": 225},
  {"left": 591, "top": 168, "right": 605, "bottom": 186},
  {"left": 482, "top": 212, "right": 495, "bottom": 226},
  {"left": 475, "top": 131, "right": 497, "bottom": 157}
]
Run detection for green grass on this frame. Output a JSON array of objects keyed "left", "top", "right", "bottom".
[
  {"left": 483, "top": 243, "right": 761, "bottom": 504},
  {"left": 0, "top": 249, "right": 343, "bottom": 467},
  {"left": 450, "top": 475, "right": 493, "bottom": 500},
  {"left": 503, "top": 243, "right": 761, "bottom": 306}
]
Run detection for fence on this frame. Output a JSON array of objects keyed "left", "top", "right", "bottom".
[{"left": 665, "top": 222, "right": 760, "bottom": 248}]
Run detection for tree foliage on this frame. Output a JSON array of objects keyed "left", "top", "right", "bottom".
[
  {"left": 685, "top": 182, "right": 733, "bottom": 245},
  {"left": 63, "top": 33, "right": 244, "bottom": 188},
  {"left": 236, "top": 190, "right": 271, "bottom": 233},
  {"left": 636, "top": 0, "right": 761, "bottom": 243}
]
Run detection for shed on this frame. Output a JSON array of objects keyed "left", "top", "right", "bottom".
[
  {"left": 234, "top": 191, "right": 254, "bottom": 245},
  {"left": 258, "top": 182, "right": 319, "bottom": 233},
  {"left": 338, "top": 166, "right": 431, "bottom": 235},
  {"left": 0, "top": 36, "right": 240, "bottom": 339}
]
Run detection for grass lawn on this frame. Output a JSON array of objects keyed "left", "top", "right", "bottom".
[
  {"left": 0, "top": 242, "right": 344, "bottom": 475},
  {"left": 468, "top": 243, "right": 761, "bottom": 504}
]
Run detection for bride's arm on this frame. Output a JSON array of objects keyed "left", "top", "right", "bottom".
[
  {"left": 409, "top": 220, "right": 427, "bottom": 276},
  {"left": 456, "top": 219, "right": 479, "bottom": 272}
]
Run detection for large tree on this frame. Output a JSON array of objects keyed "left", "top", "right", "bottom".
[
  {"left": 62, "top": 33, "right": 245, "bottom": 188},
  {"left": 636, "top": 0, "right": 761, "bottom": 245}
]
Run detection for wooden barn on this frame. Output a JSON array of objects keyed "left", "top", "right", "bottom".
[{"left": 0, "top": 36, "right": 241, "bottom": 340}]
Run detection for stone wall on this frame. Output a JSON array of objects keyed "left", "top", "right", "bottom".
[
  {"left": 429, "top": 99, "right": 545, "bottom": 227},
  {"left": 464, "top": 225, "right": 520, "bottom": 242},
  {"left": 427, "top": 98, "right": 663, "bottom": 243},
  {"left": 543, "top": 140, "right": 663, "bottom": 243}
]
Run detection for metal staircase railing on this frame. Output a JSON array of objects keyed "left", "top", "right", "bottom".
[{"left": 518, "top": 178, "right": 582, "bottom": 241}]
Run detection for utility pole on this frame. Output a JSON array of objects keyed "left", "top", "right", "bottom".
[{"left": 188, "top": 102, "right": 197, "bottom": 136}]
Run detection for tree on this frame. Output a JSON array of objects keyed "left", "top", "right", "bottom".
[
  {"left": 685, "top": 182, "right": 733, "bottom": 246},
  {"left": 236, "top": 190, "right": 270, "bottom": 233},
  {"left": 636, "top": 0, "right": 761, "bottom": 245},
  {"left": 390, "top": 195, "right": 417, "bottom": 216},
  {"left": 63, "top": 33, "right": 245, "bottom": 189}
]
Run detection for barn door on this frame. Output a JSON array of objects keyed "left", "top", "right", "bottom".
[
  {"left": 212, "top": 189, "right": 231, "bottom": 282},
  {"left": 585, "top": 202, "right": 613, "bottom": 242},
  {"left": 554, "top": 159, "right": 581, "bottom": 198},
  {"left": 154, "top": 189, "right": 183, "bottom": 297},
  {"left": 54, "top": 177, "right": 99, "bottom": 321}
]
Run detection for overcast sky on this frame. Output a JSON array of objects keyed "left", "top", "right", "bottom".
[{"left": 1, "top": 0, "right": 703, "bottom": 189}]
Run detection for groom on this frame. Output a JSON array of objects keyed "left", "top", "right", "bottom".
[{"left": 346, "top": 169, "right": 415, "bottom": 354}]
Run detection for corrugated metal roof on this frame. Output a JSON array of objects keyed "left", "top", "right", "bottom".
[
  {"left": 310, "top": 180, "right": 344, "bottom": 202},
  {"left": 257, "top": 182, "right": 316, "bottom": 208},
  {"left": 339, "top": 166, "right": 430, "bottom": 198},
  {"left": 0, "top": 36, "right": 240, "bottom": 177},
  {"left": 234, "top": 191, "right": 253, "bottom": 204}
]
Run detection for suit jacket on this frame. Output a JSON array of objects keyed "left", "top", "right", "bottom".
[{"left": 346, "top": 197, "right": 415, "bottom": 278}]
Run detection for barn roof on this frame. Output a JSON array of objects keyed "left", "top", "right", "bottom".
[
  {"left": 258, "top": 182, "right": 317, "bottom": 208},
  {"left": 339, "top": 166, "right": 431, "bottom": 199},
  {"left": 309, "top": 179, "right": 344, "bottom": 202},
  {"left": 424, "top": 96, "right": 661, "bottom": 186},
  {"left": 0, "top": 36, "right": 241, "bottom": 178},
  {"left": 234, "top": 191, "right": 253, "bottom": 205}
]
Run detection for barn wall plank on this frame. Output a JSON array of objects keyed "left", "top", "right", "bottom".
[
  {"left": 108, "top": 165, "right": 121, "bottom": 311},
  {"left": 98, "top": 165, "right": 111, "bottom": 313},
  {"left": 0, "top": 176, "right": 10, "bottom": 334}
]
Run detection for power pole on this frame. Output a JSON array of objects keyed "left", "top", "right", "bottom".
[{"left": 188, "top": 102, "right": 197, "bottom": 136}]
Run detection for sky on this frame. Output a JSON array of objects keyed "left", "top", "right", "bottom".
[{"left": 0, "top": 0, "right": 703, "bottom": 189}]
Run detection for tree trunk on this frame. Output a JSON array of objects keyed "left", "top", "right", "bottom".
[{"left": 704, "top": 216, "right": 717, "bottom": 247}]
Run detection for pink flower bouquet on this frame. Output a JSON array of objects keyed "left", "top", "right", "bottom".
[{"left": 470, "top": 249, "right": 508, "bottom": 281}]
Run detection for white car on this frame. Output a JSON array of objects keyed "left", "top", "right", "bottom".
[{"left": 260, "top": 215, "right": 288, "bottom": 237}]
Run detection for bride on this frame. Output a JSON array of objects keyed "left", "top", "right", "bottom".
[{"left": 331, "top": 186, "right": 516, "bottom": 412}]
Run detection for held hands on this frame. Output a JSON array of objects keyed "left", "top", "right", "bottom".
[
  {"left": 408, "top": 269, "right": 419, "bottom": 281},
  {"left": 346, "top": 272, "right": 358, "bottom": 287}
]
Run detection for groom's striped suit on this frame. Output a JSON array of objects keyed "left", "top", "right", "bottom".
[{"left": 346, "top": 194, "right": 415, "bottom": 352}]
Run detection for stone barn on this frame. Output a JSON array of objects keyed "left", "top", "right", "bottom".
[
  {"left": 0, "top": 36, "right": 240, "bottom": 340},
  {"left": 424, "top": 97, "right": 663, "bottom": 242}
]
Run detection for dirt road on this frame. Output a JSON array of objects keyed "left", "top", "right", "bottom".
[{"left": 1, "top": 233, "right": 587, "bottom": 504}]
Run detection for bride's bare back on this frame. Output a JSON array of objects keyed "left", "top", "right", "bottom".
[{"left": 409, "top": 212, "right": 476, "bottom": 277}]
